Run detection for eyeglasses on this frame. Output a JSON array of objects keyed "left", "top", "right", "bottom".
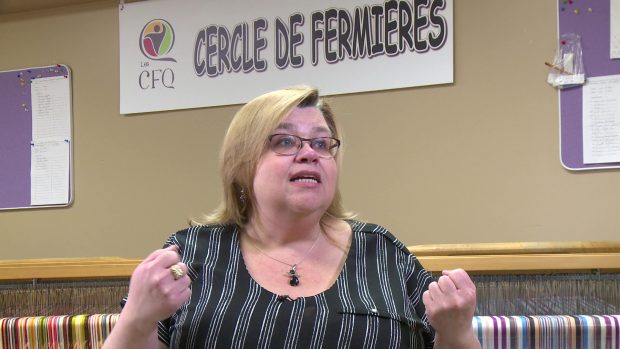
[{"left": 268, "top": 134, "right": 341, "bottom": 158}]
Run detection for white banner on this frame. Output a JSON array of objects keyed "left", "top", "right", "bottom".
[{"left": 119, "top": 0, "right": 453, "bottom": 114}]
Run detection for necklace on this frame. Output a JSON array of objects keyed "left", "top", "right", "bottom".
[{"left": 247, "top": 229, "right": 322, "bottom": 287}]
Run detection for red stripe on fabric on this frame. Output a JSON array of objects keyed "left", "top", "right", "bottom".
[
  {"left": 64, "top": 316, "right": 71, "bottom": 346},
  {"left": 48, "top": 316, "right": 54, "bottom": 347},
  {"left": 0, "top": 318, "right": 7, "bottom": 348}
]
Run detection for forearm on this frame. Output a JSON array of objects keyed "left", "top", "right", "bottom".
[
  {"left": 433, "top": 332, "right": 481, "bottom": 349},
  {"left": 102, "top": 312, "right": 160, "bottom": 349}
]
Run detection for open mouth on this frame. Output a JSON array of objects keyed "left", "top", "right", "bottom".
[{"left": 290, "top": 175, "right": 321, "bottom": 184}]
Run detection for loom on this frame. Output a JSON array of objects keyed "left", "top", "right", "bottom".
[
  {"left": 412, "top": 241, "right": 620, "bottom": 316},
  {"left": 1, "top": 241, "right": 619, "bottom": 348},
  {"left": 1, "top": 241, "right": 618, "bottom": 317}
]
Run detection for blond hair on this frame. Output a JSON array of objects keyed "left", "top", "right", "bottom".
[{"left": 195, "top": 86, "right": 354, "bottom": 227}]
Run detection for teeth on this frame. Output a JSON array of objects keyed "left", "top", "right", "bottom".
[{"left": 293, "top": 177, "right": 318, "bottom": 183}]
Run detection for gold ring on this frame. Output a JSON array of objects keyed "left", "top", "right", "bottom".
[{"left": 170, "top": 265, "right": 185, "bottom": 280}]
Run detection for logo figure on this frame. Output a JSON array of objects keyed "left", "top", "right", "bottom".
[{"left": 140, "top": 19, "right": 177, "bottom": 62}]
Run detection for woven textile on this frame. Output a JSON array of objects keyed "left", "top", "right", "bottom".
[
  {"left": 473, "top": 315, "right": 620, "bottom": 348},
  {"left": 472, "top": 274, "right": 620, "bottom": 316},
  {"left": 1, "top": 314, "right": 619, "bottom": 348},
  {"left": 0, "top": 314, "right": 118, "bottom": 349},
  {"left": 0, "top": 279, "right": 129, "bottom": 318}
]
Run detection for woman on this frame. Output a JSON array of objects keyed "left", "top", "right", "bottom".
[{"left": 103, "top": 86, "right": 481, "bottom": 349}]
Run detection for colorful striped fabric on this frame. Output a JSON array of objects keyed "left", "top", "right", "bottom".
[
  {"left": 473, "top": 315, "right": 620, "bottom": 349},
  {"left": 0, "top": 314, "right": 618, "bottom": 348},
  {"left": 0, "top": 314, "right": 118, "bottom": 349}
]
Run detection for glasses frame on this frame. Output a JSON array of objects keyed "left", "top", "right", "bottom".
[{"left": 267, "top": 133, "right": 341, "bottom": 158}]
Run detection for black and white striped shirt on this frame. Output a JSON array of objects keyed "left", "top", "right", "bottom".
[{"left": 158, "top": 220, "right": 435, "bottom": 348}]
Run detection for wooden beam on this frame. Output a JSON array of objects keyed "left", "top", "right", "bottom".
[
  {"left": 409, "top": 241, "right": 620, "bottom": 256},
  {"left": 418, "top": 253, "right": 620, "bottom": 274},
  {"left": 1, "top": 241, "right": 619, "bottom": 281},
  {"left": 0, "top": 257, "right": 139, "bottom": 281}
]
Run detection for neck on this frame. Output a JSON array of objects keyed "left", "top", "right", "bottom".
[{"left": 248, "top": 209, "right": 325, "bottom": 245}]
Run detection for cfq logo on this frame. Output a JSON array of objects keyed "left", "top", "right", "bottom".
[
  {"left": 139, "top": 19, "right": 176, "bottom": 89},
  {"left": 140, "top": 19, "right": 177, "bottom": 62}
]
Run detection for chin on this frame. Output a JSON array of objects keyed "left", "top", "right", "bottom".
[
  {"left": 288, "top": 201, "right": 329, "bottom": 215},
  {"left": 285, "top": 192, "right": 334, "bottom": 214}
]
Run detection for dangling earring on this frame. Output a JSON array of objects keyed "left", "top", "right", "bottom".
[{"left": 239, "top": 188, "right": 247, "bottom": 205}]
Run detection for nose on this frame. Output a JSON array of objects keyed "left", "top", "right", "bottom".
[{"left": 295, "top": 141, "right": 319, "bottom": 163}]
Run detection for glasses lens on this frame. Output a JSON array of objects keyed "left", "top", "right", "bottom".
[
  {"left": 269, "top": 134, "right": 340, "bottom": 157},
  {"left": 269, "top": 134, "right": 299, "bottom": 155},
  {"left": 311, "top": 138, "right": 338, "bottom": 157}
]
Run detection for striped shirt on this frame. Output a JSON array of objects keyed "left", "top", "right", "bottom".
[{"left": 158, "top": 220, "right": 435, "bottom": 348}]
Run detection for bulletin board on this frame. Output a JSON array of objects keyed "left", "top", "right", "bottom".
[
  {"left": 0, "top": 65, "right": 73, "bottom": 210},
  {"left": 558, "top": 0, "right": 620, "bottom": 170}
]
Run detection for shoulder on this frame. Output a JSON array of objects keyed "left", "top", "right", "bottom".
[
  {"left": 347, "top": 220, "right": 432, "bottom": 288},
  {"left": 164, "top": 223, "right": 238, "bottom": 248},
  {"left": 172, "top": 223, "right": 236, "bottom": 237},
  {"left": 164, "top": 224, "right": 239, "bottom": 270},
  {"left": 347, "top": 219, "right": 413, "bottom": 257}
]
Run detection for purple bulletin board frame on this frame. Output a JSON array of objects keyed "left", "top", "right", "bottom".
[
  {"left": 0, "top": 65, "right": 73, "bottom": 210},
  {"left": 558, "top": 0, "right": 620, "bottom": 170}
]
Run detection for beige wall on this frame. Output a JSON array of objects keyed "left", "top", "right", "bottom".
[{"left": 1, "top": 1, "right": 618, "bottom": 260}]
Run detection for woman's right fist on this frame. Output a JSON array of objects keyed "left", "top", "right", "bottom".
[{"left": 124, "top": 245, "right": 192, "bottom": 324}]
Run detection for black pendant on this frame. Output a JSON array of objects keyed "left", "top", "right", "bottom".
[
  {"left": 289, "top": 274, "right": 300, "bottom": 286},
  {"left": 289, "top": 265, "right": 299, "bottom": 286}
]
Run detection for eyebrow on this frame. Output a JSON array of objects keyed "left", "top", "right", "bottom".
[{"left": 274, "top": 122, "right": 331, "bottom": 135}]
